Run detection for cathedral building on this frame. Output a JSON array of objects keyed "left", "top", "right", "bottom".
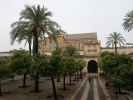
[{"left": 39, "top": 32, "right": 101, "bottom": 69}]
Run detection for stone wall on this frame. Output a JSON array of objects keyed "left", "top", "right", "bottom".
[{"left": 101, "top": 47, "right": 133, "bottom": 55}]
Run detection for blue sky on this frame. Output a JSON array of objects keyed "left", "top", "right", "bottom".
[{"left": 0, "top": 0, "right": 133, "bottom": 51}]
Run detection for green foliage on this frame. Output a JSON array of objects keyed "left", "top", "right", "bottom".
[
  {"left": 101, "top": 52, "right": 116, "bottom": 75},
  {"left": 101, "top": 52, "right": 133, "bottom": 91},
  {"left": 0, "top": 58, "right": 12, "bottom": 79},
  {"left": 63, "top": 46, "right": 79, "bottom": 57},
  {"left": 106, "top": 32, "right": 126, "bottom": 55},
  {"left": 47, "top": 48, "right": 62, "bottom": 76},
  {"left": 64, "top": 57, "right": 76, "bottom": 75},
  {"left": 10, "top": 50, "right": 31, "bottom": 75},
  {"left": 62, "top": 46, "right": 86, "bottom": 76},
  {"left": 106, "top": 32, "right": 126, "bottom": 48},
  {"left": 30, "top": 55, "right": 48, "bottom": 77},
  {"left": 123, "top": 10, "right": 133, "bottom": 32},
  {"left": 10, "top": 5, "right": 62, "bottom": 56},
  {"left": 77, "top": 59, "right": 86, "bottom": 70},
  {"left": 111, "top": 77, "right": 126, "bottom": 92}
]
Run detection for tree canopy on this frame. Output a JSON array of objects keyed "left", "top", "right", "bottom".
[
  {"left": 123, "top": 10, "right": 133, "bottom": 32},
  {"left": 106, "top": 32, "right": 126, "bottom": 54}
]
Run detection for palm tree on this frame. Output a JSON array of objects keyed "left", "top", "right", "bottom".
[
  {"left": 123, "top": 10, "right": 133, "bottom": 32},
  {"left": 106, "top": 32, "right": 126, "bottom": 55},
  {"left": 10, "top": 50, "right": 31, "bottom": 88},
  {"left": 10, "top": 23, "right": 32, "bottom": 55},
  {"left": 10, "top": 5, "right": 61, "bottom": 93},
  {"left": 11, "top": 5, "right": 60, "bottom": 56}
]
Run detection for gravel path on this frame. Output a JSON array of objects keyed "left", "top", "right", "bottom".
[
  {"left": 87, "top": 79, "right": 94, "bottom": 100},
  {"left": 97, "top": 79, "right": 106, "bottom": 100}
]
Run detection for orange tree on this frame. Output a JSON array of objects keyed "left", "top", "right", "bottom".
[
  {"left": 101, "top": 52, "right": 133, "bottom": 93},
  {"left": 10, "top": 4, "right": 62, "bottom": 93},
  {"left": 76, "top": 59, "right": 86, "bottom": 79},
  {"left": 61, "top": 57, "right": 76, "bottom": 89},
  {"left": 10, "top": 50, "right": 31, "bottom": 88},
  {"left": 0, "top": 58, "right": 12, "bottom": 96},
  {"left": 46, "top": 48, "right": 62, "bottom": 100},
  {"left": 30, "top": 55, "right": 48, "bottom": 92}
]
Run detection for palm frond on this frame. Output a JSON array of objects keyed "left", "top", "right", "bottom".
[
  {"left": 106, "top": 32, "right": 126, "bottom": 48},
  {"left": 123, "top": 10, "right": 133, "bottom": 32}
]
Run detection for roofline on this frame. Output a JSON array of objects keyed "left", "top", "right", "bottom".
[
  {"left": 101, "top": 47, "right": 133, "bottom": 49},
  {"left": 65, "top": 32, "right": 97, "bottom": 35}
]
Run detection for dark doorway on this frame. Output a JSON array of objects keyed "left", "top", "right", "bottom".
[{"left": 87, "top": 60, "right": 98, "bottom": 73}]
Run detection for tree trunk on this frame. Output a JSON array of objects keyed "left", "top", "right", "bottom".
[
  {"left": 69, "top": 74, "right": 72, "bottom": 85},
  {"left": 118, "top": 87, "right": 121, "bottom": 94},
  {"left": 77, "top": 72, "right": 79, "bottom": 81},
  {"left": 28, "top": 40, "right": 32, "bottom": 55},
  {"left": 63, "top": 74, "right": 66, "bottom": 90},
  {"left": 74, "top": 73, "right": 77, "bottom": 81},
  {"left": 114, "top": 42, "right": 117, "bottom": 55},
  {"left": 33, "top": 33, "right": 38, "bottom": 56},
  {"left": 80, "top": 69, "right": 82, "bottom": 79},
  {"left": 0, "top": 80, "right": 2, "bottom": 96},
  {"left": 56, "top": 76, "right": 61, "bottom": 82},
  {"left": 51, "top": 76, "right": 58, "bottom": 100},
  {"left": 34, "top": 72, "right": 39, "bottom": 92},
  {"left": 77, "top": 72, "right": 80, "bottom": 81},
  {"left": 22, "top": 73, "right": 27, "bottom": 87}
]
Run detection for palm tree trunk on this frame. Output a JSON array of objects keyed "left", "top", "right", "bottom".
[
  {"left": 114, "top": 42, "right": 117, "bottom": 55},
  {"left": 33, "top": 33, "right": 38, "bottom": 56},
  {"left": 28, "top": 40, "right": 32, "bottom": 55},
  {"left": 51, "top": 76, "right": 58, "bottom": 100}
]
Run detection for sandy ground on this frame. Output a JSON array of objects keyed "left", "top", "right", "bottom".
[{"left": 0, "top": 76, "right": 83, "bottom": 100}]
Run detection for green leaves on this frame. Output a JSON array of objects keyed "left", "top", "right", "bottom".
[
  {"left": 31, "top": 56, "right": 48, "bottom": 76},
  {"left": 106, "top": 32, "right": 126, "bottom": 54},
  {"left": 10, "top": 50, "right": 31, "bottom": 75},
  {"left": 101, "top": 52, "right": 133, "bottom": 90},
  {"left": 0, "top": 58, "right": 12, "bottom": 80},
  {"left": 10, "top": 4, "right": 62, "bottom": 56},
  {"left": 63, "top": 46, "right": 79, "bottom": 57},
  {"left": 48, "top": 48, "right": 62, "bottom": 76},
  {"left": 123, "top": 10, "right": 133, "bottom": 32}
]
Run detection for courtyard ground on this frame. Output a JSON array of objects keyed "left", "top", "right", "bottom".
[{"left": 0, "top": 75, "right": 85, "bottom": 100}]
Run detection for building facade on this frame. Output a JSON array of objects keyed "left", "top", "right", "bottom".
[
  {"left": 101, "top": 47, "right": 133, "bottom": 58},
  {"left": 39, "top": 32, "right": 101, "bottom": 65}
]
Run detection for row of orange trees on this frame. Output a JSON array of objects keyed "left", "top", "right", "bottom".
[
  {"left": 0, "top": 47, "right": 86, "bottom": 100},
  {"left": 7, "top": 4, "right": 86, "bottom": 100},
  {"left": 101, "top": 52, "right": 133, "bottom": 94}
]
